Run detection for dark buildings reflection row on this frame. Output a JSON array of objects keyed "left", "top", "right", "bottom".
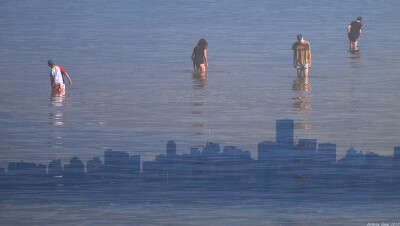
[{"left": 2, "top": 119, "right": 400, "bottom": 186}]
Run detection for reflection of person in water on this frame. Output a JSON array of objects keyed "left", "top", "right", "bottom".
[
  {"left": 347, "top": 16, "right": 362, "bottom": 50},
  {"left": 49, "top": 91, "right": 70, "bottom": 127},
  {"left": 292, "top": 75, "right": 312, "bottom": 129},
  {"left": 191, "top": 39, "right": 208, "bottom": 75},
  {"left": 348, "top": 49, "right": 361, "bottom": 58},
  {"left": 192, "top": 72, "right": 208, "bottom": 90},
  {"left": 50, "top": 92, "right": 70, "bottom": 107},
  {"left": 49, "top": 91, "right": 70, "bottom": 150},
  {"left": 347, "top": 49, "right": 362, "bottom": 68},
  {"left": 292, "top": 75, "right": 311, "bottom": 93},
  {"left": 48, "top": 59, "right": 72, "bottom": 95}
]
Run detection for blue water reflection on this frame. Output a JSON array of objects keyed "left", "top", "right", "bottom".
[{"left": 1, "top": 119, "right": 400, "bottom": 225}]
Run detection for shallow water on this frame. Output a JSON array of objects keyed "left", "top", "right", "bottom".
[{"left": 1, "top": 0, "right": 400, "bottom": 224}]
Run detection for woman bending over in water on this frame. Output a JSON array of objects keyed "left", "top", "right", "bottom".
[{"left": 191, "top": 39, "right": 208, "bottom": 74}]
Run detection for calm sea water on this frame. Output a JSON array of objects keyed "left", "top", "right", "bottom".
[{"left": 1, "top": 0, "right": 400, "bottom": 224}]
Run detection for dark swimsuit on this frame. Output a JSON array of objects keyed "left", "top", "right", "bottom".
[
  {"left": 192, "top": 46, "right": 206, "bottom": 67},
  {"left": 348, "top": 21, "right": 362, "bottom": 42}
]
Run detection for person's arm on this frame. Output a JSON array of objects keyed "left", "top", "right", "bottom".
[
  {"left": 308, "top": 44, "right": 312, "bottom": 68},
  {"left": 292, "top": 44, "right": 297, "bottom": 68},
  {"left": 204, "top": 49, "right": 208, "bottom": 68},
  {"left": 347, "top": 24, "right": 351, "bottom": 34},
  {"left": 64, "top": 72, "right": 72, "bottom": 85},
  {"left": 59, "top": 66, "right": 72, "bottom": 85}
]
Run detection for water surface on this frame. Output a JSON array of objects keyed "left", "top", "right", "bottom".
[{"left": 1, "top": 0, "right": 400, "bottom": 224}]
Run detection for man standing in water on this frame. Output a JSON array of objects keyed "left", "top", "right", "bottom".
[
  {"left": 48, "top": 59, "right": 72, "bottom": 94},
  {"left": 292, "top": 34, "right": 311, "bottom": 77},
  {"left": 347, "top": 16, "right": 362, "bottom": 50}
]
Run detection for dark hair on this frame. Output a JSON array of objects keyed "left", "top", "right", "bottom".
[
  {"left": 357, "top": 16, "right": 362, "bottom": 21},
  {"left": 48, "top": 59, "right": 55, "bottom": 67},
  {"left": 197, "top": 39, "right": 208, "bottom": 48}
]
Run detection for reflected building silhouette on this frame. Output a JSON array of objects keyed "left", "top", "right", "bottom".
[
  {"left": 86, "top": 157, "right": 102, "bottom": 174},
  {"left": 276, "top": 119, "right": 294, "bottom": 149},
  {"left": 190, "top": 147, "right": 202, "bottom": 156},
  {"left": 7, "top": 161, "right": 46, "bottom": 176},
  {"left": 394, "top": 147, "right": 400, "bottom": 169},
  {"left": 292, "top": 75, "right": 312, "bottom": 129},
  {"left": 63, "top": 157, "right": 84, "bottom": 178},
  {"left": 318, "top": 143, "right": 336, "bottom": 162},
  {"left": 48, "top": 159, "right": 63, "bottom": 176},
  {"left": 2, "top": 119, "right": 400, "bottom": 195},
  {"left": 142, "top": 141, "right": 252, "bottom": 184},
  {"left": 166, "top": 140, "right": 177, "bottom": 156},
  {"left": 104, "top": 149, "right": 140, "bottom": 175},
  {"left": 347, "top": 49, "right": 361, "bottom": 68}
]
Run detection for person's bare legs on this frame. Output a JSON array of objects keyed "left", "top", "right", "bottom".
[
  {"left": 354, "top": 40, "right": 358, "bottom": 50},
  {"left": 200, "top": 64, "right": 206, "bottom": 76},
  {"left": 304, "top": 68, "right": 309, "bottom": 78},
  {"left": 297, "top": 68, "right": 302, "bottom": 77},
  {"left": 350, "top": 40, "right": 355, "bottom": 49},
  {"left": 349, "top": 40, "right": 359, "bottom": 50},
  {"left": 194, "top": 64, "right": 200, "bottom": 74}
]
